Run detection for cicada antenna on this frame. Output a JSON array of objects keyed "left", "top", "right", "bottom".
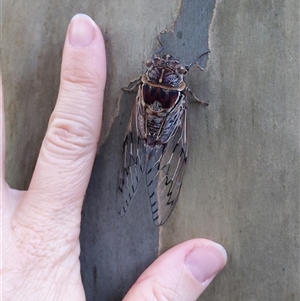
[
  {"left": 185, "top": 49, "right": 211, "bottom": 71},
  {"left": 152, "top": 47, "right": 164, "bottom": 58},
  {"left": 152, "top": 36, "right": 164, "bottom": 58},
  {"left": 156, "top": 36, "right": 163, "bottom": 48}
]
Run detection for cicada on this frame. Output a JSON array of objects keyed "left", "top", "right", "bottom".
[{"left": 118, "top": 50, "right": 210, "bottom": 226}]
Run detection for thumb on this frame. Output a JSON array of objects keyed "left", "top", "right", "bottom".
[{"left": 123, "top": 239, "right": 227, "bottom": 301}]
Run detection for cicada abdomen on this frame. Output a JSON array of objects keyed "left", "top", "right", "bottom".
[{"left": 118, "top": 51, "right": 209, "bottom": 226}]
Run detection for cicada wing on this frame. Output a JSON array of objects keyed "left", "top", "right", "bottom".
[
  {"left": 145, "top": 111, "right": 187, "bottom": 226},
  {"left": 118, "top": 98, "right": 146, "bottom": 215}
]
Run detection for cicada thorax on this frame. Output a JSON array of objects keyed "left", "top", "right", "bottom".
[
  {"left": 142, "top": 87, "right": 185, "bottom": 146},
  {"left": 137, "top": 54, "right": 188, "bottom": 147},
  {"left": 142, "top": 84, "right": 180, "bottom": 111}
]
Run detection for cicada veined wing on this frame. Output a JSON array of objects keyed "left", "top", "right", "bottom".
[
  {"left": 145, "top": 108, "right": 187, "bottom": 226},
  {"left": 118, "top": 96, "right": 146, "bottom": 216}
]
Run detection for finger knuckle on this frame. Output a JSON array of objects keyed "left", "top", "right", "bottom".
[
  {"left": 62, "top": 63, "right": 102, "bottom": 92},
  {"left": 44, "top": 114, "right": 97, "bottom": 161},
  {"left": 12, "top": 216, "right": 79, "bottom": 267},
  {"left": 151, "top": 282, "right": 180, "bottom": 301}
]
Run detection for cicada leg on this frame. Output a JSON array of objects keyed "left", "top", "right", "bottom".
[
  {"left": 122, "top": 77, "right": 142, "bottom": 92},
  {"left": 186, "top": 87, "right": 209, "bottom": 106}
]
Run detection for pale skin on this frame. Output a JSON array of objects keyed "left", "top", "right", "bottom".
[{"left": 1, "top": 14, "right": 227, "bottom": 301}]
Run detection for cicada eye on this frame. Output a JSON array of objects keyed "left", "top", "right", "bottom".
[
  {"left": 176, "top": 66, "right": 187, "bottom": 74},
  {"left": 146, "top": 59, "right": 153, "bottom": 67}
]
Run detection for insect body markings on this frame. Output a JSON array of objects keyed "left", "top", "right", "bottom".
[{"left": 118, "top": 51, "right": 209, "bottom": 226}]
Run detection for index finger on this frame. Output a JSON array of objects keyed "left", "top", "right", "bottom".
[{"left": 18, "top": 14, "right": 106, "bottom": 225}]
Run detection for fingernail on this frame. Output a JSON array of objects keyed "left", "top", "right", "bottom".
[
  {"left": 69, "top": 14, "right": 96, "bottom": 47},
  {"left": 185, "top": 244, "right": 227, "bottom": 284}
]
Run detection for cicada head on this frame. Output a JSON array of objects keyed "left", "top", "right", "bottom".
[{"left": 145, "top": 54, "right": 187, "bottom": 89}]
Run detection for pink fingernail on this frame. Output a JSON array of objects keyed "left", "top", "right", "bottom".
[
  {"left": 185, "top": 244, "right": 227, "bottom": 284},
  {"left": 69, "top": 14, "right": 96, "bottom": 47}
]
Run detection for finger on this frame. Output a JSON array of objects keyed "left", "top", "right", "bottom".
[
  {"left": 18, "top": 14, "right": 106, "bottom": 224},
  {"left": 123, "top": 239, "right": 227, "bottom": 301},
  {"left": 0, "top": 76, "right": 5, "bottom": 186},
  {"left": 1, "top": 77, "right": 26, "bottom": 217}
]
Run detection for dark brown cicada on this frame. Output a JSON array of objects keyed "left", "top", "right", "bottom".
[{"left": 118, "top": 51, "right": 209, "bottom": 226}]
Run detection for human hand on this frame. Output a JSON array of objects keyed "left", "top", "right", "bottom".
[{"left": 2, "top": 14, "right": 227, "bottom": 301}]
